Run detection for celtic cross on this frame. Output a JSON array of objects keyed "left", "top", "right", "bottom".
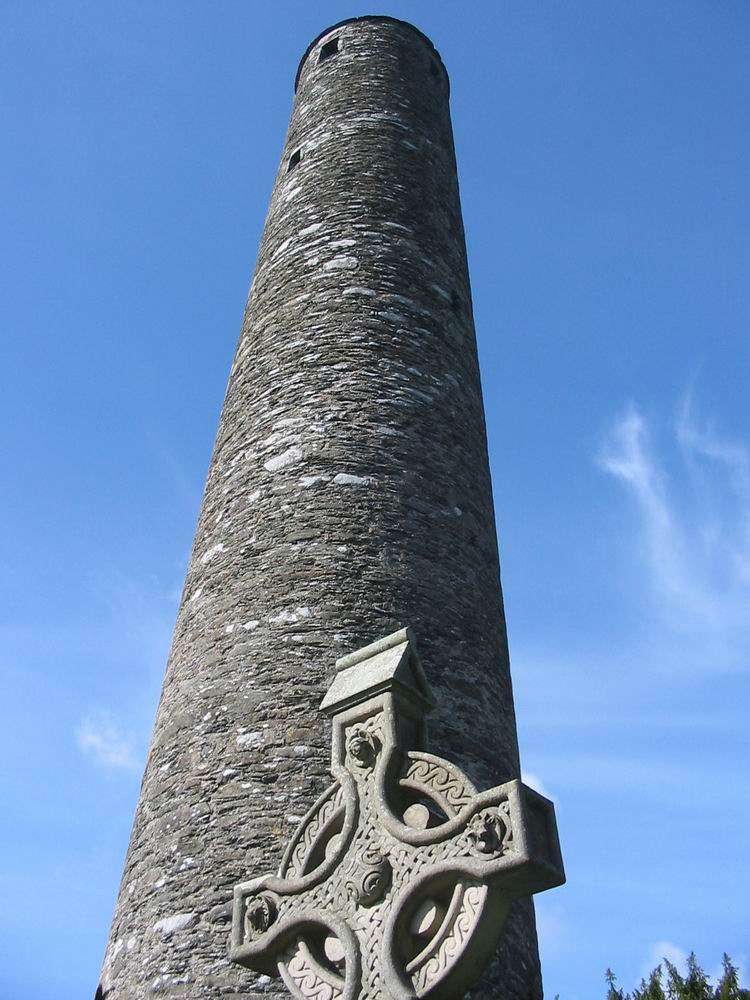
[{"left": 230, "top": 628, "right": 564, "bottom": 1000}]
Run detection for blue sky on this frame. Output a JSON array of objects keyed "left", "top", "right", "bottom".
[{"left": 1, "top": 2, "right": 748, "bottom": 998}]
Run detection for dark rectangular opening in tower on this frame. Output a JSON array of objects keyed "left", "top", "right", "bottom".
[
  {"left": 319, "top": 37, "right": 339, "bottom": 62},
  {"left": 287, "top": 149, "right": 302, "bottom": 173}
]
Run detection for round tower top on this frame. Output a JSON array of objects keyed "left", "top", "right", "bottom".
[{"left": 294, "top": 15, "right": 449, "bottom": 94}]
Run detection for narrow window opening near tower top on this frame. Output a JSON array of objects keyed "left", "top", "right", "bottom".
[
  {"left": 319, "top": 37, "right": 339, "bottom": 62},
  {"left": 430, "top": 61, "right": 440, "bottom": 79},
  {"left": 287, "top": 149, "right": 302, "bottom": 173}
]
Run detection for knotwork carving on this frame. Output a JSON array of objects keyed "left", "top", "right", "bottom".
[
  {"left": 230, "top": 627, "right": 565, "bottom": 1000},
  {"left": 339, "top": 845, "right": 392, "bottom": 908}
]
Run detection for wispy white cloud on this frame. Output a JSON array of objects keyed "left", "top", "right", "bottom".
[
  {"left": 640, "top": 941, "right": 688, "bottom": 980},
  {"left": 641, "top": 941, "right": 748, "bottom": 990},
  {"left": 598, "top": 397, "right": 750, "bottom": 671},
  {"left": 641, "top": 940, "right": 689, "bottom": 980},
  {"left": 522, "top": 770, "right": 554, "bottom": 801},
  {"left": 76, "top": 710, "right": 138, "bottom": 771},
  {"left": 676, "top": 391, "right": 750, "bottom": 585}
]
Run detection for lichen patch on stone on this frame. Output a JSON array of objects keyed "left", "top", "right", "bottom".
[
  {"left": 153, "top": 912, "right": 197, "bottom": 937},
  {"left": 263, "top": 446, "right": 304, "bottom": 472}
]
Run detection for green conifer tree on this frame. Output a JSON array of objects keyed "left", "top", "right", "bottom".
[
  {"left": 663, "top": 953, "right": 712, "bottom": 1000},
  {"left": 716, "top": 955, "right": 740, "bottom": 1000},
  {"left": 607, "top": 968, "right": 627, "bottom": 1000},
  {"left": 632, "top": 967, "right": 667, "bottom": 1000},
  {"left": 601, "top": 953, "right": 747, "bottom": 1000}
]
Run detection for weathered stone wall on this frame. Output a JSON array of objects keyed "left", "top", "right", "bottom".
[{"left": 100, "top": 16, "right": 542, "bottom": 1000}]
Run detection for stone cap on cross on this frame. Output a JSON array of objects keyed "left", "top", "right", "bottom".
[{"left": 321, "top": 626, "right": 434, "bottom": 717}]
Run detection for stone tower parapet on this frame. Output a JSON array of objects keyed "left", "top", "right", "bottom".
[{"left": 99, "top": 16, "right": 543, "bottom": 999}]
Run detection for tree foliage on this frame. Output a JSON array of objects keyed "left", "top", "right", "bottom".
[{"left": 604, "top": 954, "right": 748, "bottom": 1000}]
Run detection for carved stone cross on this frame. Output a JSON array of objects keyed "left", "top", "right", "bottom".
[{"left": 230, "top": 628, "right": 564, "bottom": 1000}]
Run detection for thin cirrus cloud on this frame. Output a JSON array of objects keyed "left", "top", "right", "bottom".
[
  {"left": 640, "top": 941, "right": 689, "bottom": 981},
  {"left": 521, "top": 771, "right": 554, "bottom": 802},
  {"left": 641, "top": 941, "right": 748, "bottom": 990},
  {"left": 76, "top": 710, "right": 138, "bottom": 771},
  {"left": 598, "top": 395, "right": 750, "bottom": 673}
]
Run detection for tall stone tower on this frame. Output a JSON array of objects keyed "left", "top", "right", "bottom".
[{"left": 100, "top": 16, "right": 551, "bottom": 1000}]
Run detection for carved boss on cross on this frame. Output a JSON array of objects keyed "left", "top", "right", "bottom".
[{"left": 230, "top": 628, "right": 564, "bottom": 1000}]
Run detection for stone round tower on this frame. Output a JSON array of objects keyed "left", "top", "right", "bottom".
[{"left": 99, "top": 16, "right": 543, "bottom": 1000}]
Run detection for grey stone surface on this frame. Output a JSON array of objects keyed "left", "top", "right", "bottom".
[{"left": 100, "top": 16, "right": 546, "bottom": 1000}]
